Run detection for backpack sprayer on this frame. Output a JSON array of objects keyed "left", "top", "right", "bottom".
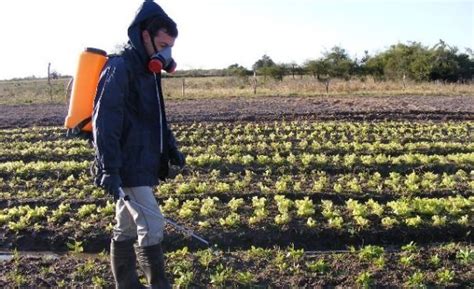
[
  {"left": 64, "top": 46, "right": 176, "bottom": 137},
  {"left": 65, "top": 48, "right": 108, "bottom": 137}
]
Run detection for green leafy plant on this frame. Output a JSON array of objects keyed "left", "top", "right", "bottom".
[
  {"left": 77, "top": 204, "right": 97, "bottom": 219},
  {"left": 92, "top": 275, "right": 107, "bottom": 287},
  {"left": 436, "top": 268, "right": 455, "bottom": 285},
  {"left": 162, "top": 197, "right": 180, "bottom": 213},
  {"left": 400, "top": 254, "right": 416, "bottom": 267},
  {"left": 8, "top": 216, "right": 29, "bottom": 233},
  {"left": 48, "top": 203, "right": 71, "bottom": 223},
  {"left": 219, "top": 212, "right": 240, "bottom": 228},
  {"left": 405, "top": 270, "right": 425, "bottom": 288},
  {"left": 66, "top": 239, "right": 84, "bottom": 254},
  {"left": 73, "top": 259, "right": 96, "bottom": 281},
  {"left": 456, "top": 247, "right": 473, "bottom": 265},
  {"left": 328, "top": 216, "right": 344, "bottom": 229},
  {"left": 235, "top": 271, "right": 255, "bottom": 285},
  {"left": 432, "top": 215, "right": 447, "bottom": 226},
  {"left": 405, "top": 215, "right": 423, "bottom": 227},
  {"left": 227, "top": 197, "right": 244, "bottom": 212},
  {"left": 287, "top": 244, "right": 304, "bottom": 272},
  {"left": 295, "top": 197, "right": 315, "bottom": 217},
  {"left": 178, "top": 198, "right": 200, "bottom": 219},
  {"left": 356, "top": 271, "right": 374, "bottom": 288},
  {"left": 381, "top": 216, "right": 399, "bottom": 228},
  {"left": 273, "top": 250, "right": 289, "bottom": 273},
  {"left": 248, "top": 246, "right": 272, "bottom": 259},
  {"left": 195, "top": 249, "right": 214, "bottom": 270},
  {"left": 200, "top": 197, "right": 219, "bottom": 216},
  {"left": 306, "top": 258, "right": 329, "bottom": 274},
  {"left": 358, "top": 245, "right": 384, "bottom": 262},
  {"left": 248, "top": 196, "right": 268, "bottom": 225},
  {"left": 174, "top": 271, "right": 194, "bottom": 288},
  {"left": 306, "top": 217, "right": 317, "bottom": 228},
  {"left": 97, "top": 200, "right": 115, "bottom": 217},
  {"left": 401, "top": 241, "right": 418, "bottom": 253},
  {"left": 429, "top": 254, "right": 441, "bottom": 267},
  {"left": 7, "top": 270, "right": 27, "bottom": 287},
  {"left": 210, "top": 264, "right": 233, "bottom": 286}
]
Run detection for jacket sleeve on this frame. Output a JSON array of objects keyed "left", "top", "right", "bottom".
[{"left": 92, "top": 58, "right": 129, "bottom": 172}]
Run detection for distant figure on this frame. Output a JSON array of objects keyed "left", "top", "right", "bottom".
[{"left": 92, "top": 1, "right": 184, "bottom": 288}]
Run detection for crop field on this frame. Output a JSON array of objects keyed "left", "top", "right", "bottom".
[{"left": 0, "top": 116, "right": 473, "bottom": 287}]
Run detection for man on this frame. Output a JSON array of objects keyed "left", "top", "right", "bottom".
[{"left": 92, "top": 1, "right": 184, "bottom": 288}]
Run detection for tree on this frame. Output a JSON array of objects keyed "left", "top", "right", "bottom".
[
  {"left": 253, "top": 54, "right": 277, "bottom": 80},
  {"left": 283, "top": 62, "right": 303, "bottom": 79},
  {"left": 303, "top": 59, "right": 331, "bottom": 92},
  {"left": 429, "top": 40, "right": 462, "bottom": 82},
  {"left": 322, "top": 46, "right": 355, "bottom": 80},
  {"left": 364, "top": 54, "right": 386, "bottom": 81},
  {"left": 111, "top": 42, "right": 128, "bottom": 54},
  {"left": 304, "top": 60, "right": 319, "bottom": 78},
  {"left": 409, "top": 50, "right": 431, "bottom": 81},
  {"left": 226, "top": 64, "right": 250, "bottom": 77},
  {"left": 304, "top": 46, "right": 355, "bottom": 93},
  {"left": 455, "top": 51, "right": 474, "bottom": 82},
  {"left": 303, "top": 59, "right": 332, "bottom": 79},
  {"left": 267, "top": 64, "right": 287, "bottom": 81},
  {"left": 352, "top": 50, "right": 370, "bottom": 80},
  {"left": 383, "top": 43, "right": 413, "bottom": 80},
  {"left": 252, "top": 54, "right": 275, "bottom": 70}
]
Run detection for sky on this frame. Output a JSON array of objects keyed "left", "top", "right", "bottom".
[{"left": 0, "top": 0, "right": 472, "bottom": 80}]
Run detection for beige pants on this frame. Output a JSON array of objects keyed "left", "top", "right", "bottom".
[{"left": 113, "top": 186, "right": 164, "bottom": 247}]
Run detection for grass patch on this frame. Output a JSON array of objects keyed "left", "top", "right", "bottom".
[{"left": 1, "top": 76, "right": 473, "bottom": 106}]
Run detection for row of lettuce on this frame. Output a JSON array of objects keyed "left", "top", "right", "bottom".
[{"left": 2, "top": 194, "right": 472, "bottom": 234}]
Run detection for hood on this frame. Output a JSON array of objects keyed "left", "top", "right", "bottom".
[{"left": 127, "top": 0, "right": 173, "bottom": 66}]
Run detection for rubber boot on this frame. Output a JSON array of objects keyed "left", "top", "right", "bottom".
[
  {"left": 135, "top": 243, "right": 172, "bottom": 289},
  {"left": 110, "top": 239, "right": 145, "bottom": 289}
]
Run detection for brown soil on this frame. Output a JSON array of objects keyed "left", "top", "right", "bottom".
[{"left": 0, "top": 95, "right": 472, "bottom": 129}]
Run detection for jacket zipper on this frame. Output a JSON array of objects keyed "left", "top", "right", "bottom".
[{"left": 153, "top": 73, "right": 163, "bottom": 154}]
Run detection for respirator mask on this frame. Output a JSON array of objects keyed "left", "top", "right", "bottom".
[{"left": 148, "top": 46, "right": 177, "bottom": 74}]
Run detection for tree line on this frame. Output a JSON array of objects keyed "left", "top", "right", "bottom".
[{"left": 173, "top": 40, "right": 473, "bottom": 85}]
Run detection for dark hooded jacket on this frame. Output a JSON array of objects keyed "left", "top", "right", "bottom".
[{"left": 92, "top": 0, "right": 177, "bottom": 187}]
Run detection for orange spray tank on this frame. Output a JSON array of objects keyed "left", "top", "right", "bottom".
[{"left": 65, "top": 47, "right": 107, "bottom": 136}]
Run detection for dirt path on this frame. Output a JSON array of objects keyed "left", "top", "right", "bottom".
[{"left": 0, "top": 95, "right": 472, "bottom": 129}]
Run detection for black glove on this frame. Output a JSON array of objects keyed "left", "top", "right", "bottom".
[
  {"left": 100, "top": 171, "right": 122, "bottom": 200},
  {"left": 169, "top": 148, "right": 186, "bottom": 168}
]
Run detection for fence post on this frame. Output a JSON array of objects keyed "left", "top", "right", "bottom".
[
  {"left": 253, "top": 70, "right": 257, "bottom": 95},
  {"left": 181, "top": 78, "right": 185, "bottom": 98},
  {"left": 47, "top": 63, "right": 53, "bottom": 101},
  {"left": 65, "top": 77, "right": 73, "bottom": 103}
]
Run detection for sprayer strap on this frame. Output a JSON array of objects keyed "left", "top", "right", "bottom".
[
  {"left": 66, "top": 117, "right": 92, "bottom": 138},
  {"left": 75, "top": 117, "right": 92, "bottom": 132}
]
